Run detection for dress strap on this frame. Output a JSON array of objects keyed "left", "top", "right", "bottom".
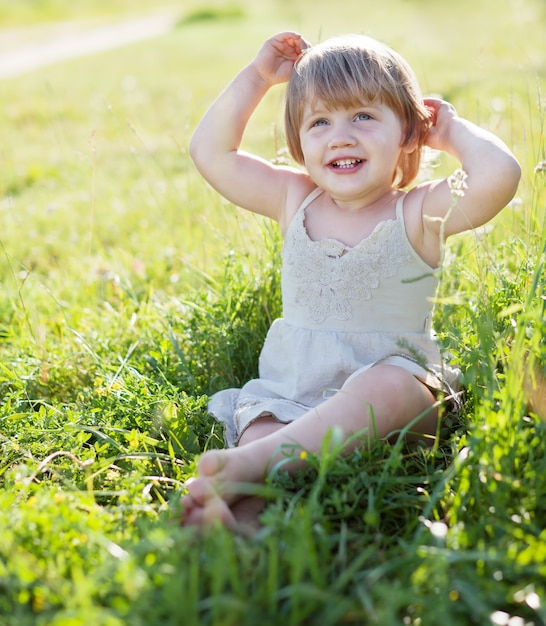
[
  {"left": 299, "top": 187, "right": 325, "bottom": 212},
  {"left": 395, "top": 193, "right": 406, "bottom": 221}
]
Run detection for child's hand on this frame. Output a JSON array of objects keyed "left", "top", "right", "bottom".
[
  {"left": 252, "top": 32, "right": 311, "bottom": 86},
  {"left": 423, "top": 98, "right": 458, "bottom": 152}
]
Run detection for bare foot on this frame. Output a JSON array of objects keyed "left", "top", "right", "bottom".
[{"left": 180, "top": 447, "right": 266, "bottom": 534}]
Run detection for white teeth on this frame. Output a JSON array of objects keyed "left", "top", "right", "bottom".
[{"left": 333, "top": 159, "right": 361, "bottom": 168}]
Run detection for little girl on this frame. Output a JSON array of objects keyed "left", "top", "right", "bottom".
[{"left": 182, "top": 32, "right": 520, "bottom": 531}]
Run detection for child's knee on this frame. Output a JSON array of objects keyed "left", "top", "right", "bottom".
[
  {"left": 343, "top": 363, "right": 410, "bottom": 393},
  {"left": 342, "top": 363, "right": 432, "bottom": 414}
]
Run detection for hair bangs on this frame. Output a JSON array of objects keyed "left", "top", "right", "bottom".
[{"left": 300, "top": 51, "right": 384, "bottom": 113}]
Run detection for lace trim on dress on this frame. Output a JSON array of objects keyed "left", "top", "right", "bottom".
[{"left": 282, "top": 195, "right": 412, "bottom": 324}]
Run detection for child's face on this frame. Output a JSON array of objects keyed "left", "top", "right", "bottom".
[{"left": 298, "top": 99, "right": 409, "bottom": 202}]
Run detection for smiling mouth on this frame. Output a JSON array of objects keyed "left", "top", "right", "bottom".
[{"left": 331, "top": 158, "right": 363, "bottom": 169}]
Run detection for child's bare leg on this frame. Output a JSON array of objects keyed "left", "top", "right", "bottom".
[{"left": 181, "top": 364, "right": 437, "bottom": 529}]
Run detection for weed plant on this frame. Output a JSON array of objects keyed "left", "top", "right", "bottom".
[{"left": 0, "top": 0, "right": 545, "bottom": 625}]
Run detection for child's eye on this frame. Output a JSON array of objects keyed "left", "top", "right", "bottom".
[
  {"left": 355, "top": 112, "right": 372, "bottom": 121},
  {"left": 311, "top": 118, "right": 329, "bottom": 127}
]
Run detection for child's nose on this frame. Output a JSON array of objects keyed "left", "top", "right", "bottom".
[{"left": 327, "top": 125, "right": 357, "bottom": 149}]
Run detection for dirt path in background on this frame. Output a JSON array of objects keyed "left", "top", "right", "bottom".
[{"left": 0, "top": 11, "right": 179, "bottom": 80}]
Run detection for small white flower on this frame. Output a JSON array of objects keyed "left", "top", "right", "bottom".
[
  {"left": 429, "top": 521, "right": 448, "bottom": 538},
  {"left": 447, "top": 169, "right": 468, "bottom": 198}
]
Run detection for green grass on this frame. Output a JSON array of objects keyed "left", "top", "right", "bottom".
[
  {"left": 0, "top": 0, "right": 545, "bottom": 624},
  {"left": 0, "top": 0, "right": 180, "bottom": 27}
]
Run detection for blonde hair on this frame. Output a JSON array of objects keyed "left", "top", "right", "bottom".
[{"left": 284, "top": 35, "right": 431, "bottom": 189}]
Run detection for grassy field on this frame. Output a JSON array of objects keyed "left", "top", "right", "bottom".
[
  {"left": 0, "top": 0, "right": 179, "bottom": 26},
  {"left": 0, "top": 0, "right": 545, "bottom": 624}
]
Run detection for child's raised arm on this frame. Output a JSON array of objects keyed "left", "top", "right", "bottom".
[
  {"left": 419, "top": 98, "right": 521, "bottom": 241},
  {"left": 189, "top": 32, "right": 310, "bottom": 224}
]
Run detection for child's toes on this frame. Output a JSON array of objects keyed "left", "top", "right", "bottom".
[{"left": 184, "top": 476, "right": 216, "bottom": 506}]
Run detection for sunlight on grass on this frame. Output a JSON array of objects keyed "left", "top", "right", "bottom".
[{"left": 0, "top": 0, "right": 180, "bottom": 26}]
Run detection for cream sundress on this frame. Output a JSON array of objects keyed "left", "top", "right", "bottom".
[{"left": 209, "top": 188, "right": 461, "bottom": 447}]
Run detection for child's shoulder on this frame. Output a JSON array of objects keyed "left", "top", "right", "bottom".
[
  {"left": 280, "top": 174, "right": 318, "bottom": 232},
  {"left": 404, "top": 179, "right": 448, "bottom": 219},
  {"left": 400, "top": 182, "right": 444, "bottom": 268}
]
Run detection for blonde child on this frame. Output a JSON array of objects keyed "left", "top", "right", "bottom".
[{"left": 182, "top": 32, "right": 520, "bottom": 531}]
